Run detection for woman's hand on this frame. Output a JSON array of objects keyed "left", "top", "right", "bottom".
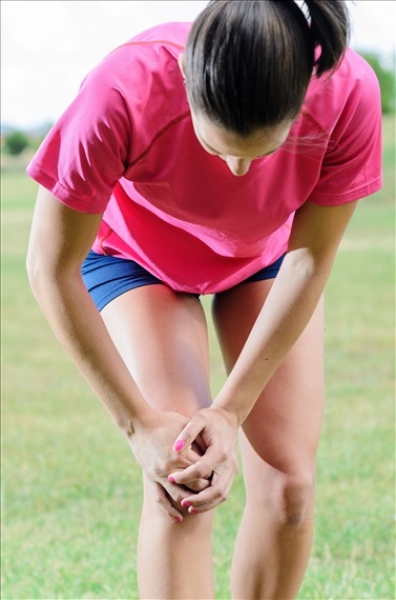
[
  {"left": 167, "top": 406, "right": 240, "bottom": 513},
  {"left": 127, "top": 410, "right": 210, "bottom": 521}
]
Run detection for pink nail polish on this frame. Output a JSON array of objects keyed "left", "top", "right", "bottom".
[
  {"left": 174, "top": 440, "right": 185, "bottom": 452},
  {"left": 181, "top": 500, "right": 191, "bottom": 508},
  {"left": 174, "top": 516, "right": 182, "bottom": 523},
  {"left": 190, "top": 508, "right": 198, "bottom": 515},
  {"left": 168, "top": 476, "right": 176, "bottom": 483}
]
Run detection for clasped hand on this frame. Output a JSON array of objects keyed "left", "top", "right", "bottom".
[{"left": 128, "top": 407, "right": 239, "bottom": 521}]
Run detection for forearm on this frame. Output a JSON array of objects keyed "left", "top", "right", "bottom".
[
  {"left": 170, "top": 202, "right": 357, "bottom": 510},
  {"left": 28, "top": 266, "right": 155, "bottom": 434},
  {"left": 213, "top": 249, "right": 329, "bottom": 424},
  {"left": 170, "top": 256, "right": 326, "bottom": 510}
]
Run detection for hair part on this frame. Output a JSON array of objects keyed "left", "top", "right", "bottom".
[{"left": 185, "top": 0, "right": 350, "bottom": 137}]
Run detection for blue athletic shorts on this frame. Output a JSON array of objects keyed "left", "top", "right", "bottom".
[{"left": 81, "top": 250, "right": 286, "bottom": 311}]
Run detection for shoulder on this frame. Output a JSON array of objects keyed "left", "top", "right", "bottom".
[
  {"left": 301, "top": 48, "right": 381, "bottom": 134},
  {"left": 338, "top": 47, "right": 380, "bottom": 87},
  {"left": 299, "top": 49, "right": 382, "bottom": 205},
  {"left": 72, "top": 22, "right": 191, "bottom": 150},
  {"left": 98, "top": 22, "right": 191, "bottom": 76},
  {"left": 78, "top": 22, "right": 191, "bottom": 111},
  {"left": 329, "top": 48, "right": 381, "bottom": 108},
  {"left": 120, "top": 21, "right": 192, "bottom": 47}
]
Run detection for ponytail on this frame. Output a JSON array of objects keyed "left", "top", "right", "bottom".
[
  {"left": 304, "top": 0, "right": 350, "bottom": 75},
  {"left": 185, "top": 0, "right": 350, "bottom": 136}
]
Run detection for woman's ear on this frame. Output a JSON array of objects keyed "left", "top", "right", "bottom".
[{"left": 178, "top": 53, "right": 186, "bottom": 81}]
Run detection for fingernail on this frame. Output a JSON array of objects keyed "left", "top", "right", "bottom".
[
  {"left": 174, "top": 440, "right": 185, "bottom": 452},
  {"left": 189, "top": 508, "right": 198, "bottom": 515},
  {"left": 174, "top": 516, "right": 183, "bottom": 523},
  {"left": 168, "top": 476, "right": 176, "bottom": 483},
  {"left": 181, "top": 500, "right": 191, "bottom": 508}
]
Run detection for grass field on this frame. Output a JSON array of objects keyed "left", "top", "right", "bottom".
[{"left": 1, "top": 115, "right": 395, "bottom": 600}]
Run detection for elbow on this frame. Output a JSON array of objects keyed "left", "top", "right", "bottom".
[
  {"left": 26, "top": 244, "right": 83, "bottom": 302},
  {"left": 26, "top": 243, "right": 36, "bottom": 288},
  {"left": 26, "top": 247, "right": 45, "bottom": 299},
  {"left": 284, "top": 248, "right": 334, "bottom": 281},
  {"left": 26, "top": 243, "right": 58, "bottom": 300}
]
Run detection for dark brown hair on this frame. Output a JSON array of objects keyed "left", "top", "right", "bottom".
[{"left": 185, "top": 0, "right": 350, "bottom": 136}]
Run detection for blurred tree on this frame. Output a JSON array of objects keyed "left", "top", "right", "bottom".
[
  {"left": 359, "top": 51, "right": 395, "bottom": 114},
  {"left": 3, "top": 130, "right": 30, "bottom": 156}
]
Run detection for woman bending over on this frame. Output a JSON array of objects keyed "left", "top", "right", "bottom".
[{"left": 26, "top": 1, "right": 382, "bottom": 598}]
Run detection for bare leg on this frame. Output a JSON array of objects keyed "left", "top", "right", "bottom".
[
  {"left": 212, "top": 280, "right": 324, "bottom": 600},
  {"left": 101, "top": 285, "right": 215, "bottom": 599}
]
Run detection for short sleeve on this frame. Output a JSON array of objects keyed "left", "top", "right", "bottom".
[
  {"left": 26, "top": 62, "right": 131, "bottom": 214},
  {"left": 308, "top": 56, "right": 383, "bottom": 206}
]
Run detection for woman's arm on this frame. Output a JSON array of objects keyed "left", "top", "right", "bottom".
[
  {"left": 26, "top": 186, "right": 207, "bottom": 520},
  {"left": 170, "top": 199, "right": 359, "bottom": 511}
]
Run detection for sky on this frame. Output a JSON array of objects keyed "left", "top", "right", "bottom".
[{"left": 1, "top": 0, "right": 395, "bottom": 129}]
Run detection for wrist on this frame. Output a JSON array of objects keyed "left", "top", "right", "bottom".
[
  {"left": 210, "top": 403, "right": 241, "bottom": 430},
  {"left": 119, "top": 404, "right": 158, "bottom": 439},
  {"left": 213, "top": 378, "right": 263, "bottom": 426}
]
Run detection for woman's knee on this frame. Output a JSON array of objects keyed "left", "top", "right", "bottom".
[
  {"left": 247, "top": 467, "right": 316, "bottom": 527},
  {"left": 280, "top": 471, "right": 316, "bottom": 525}
]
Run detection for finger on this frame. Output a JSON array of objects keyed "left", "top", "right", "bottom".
[
  {"left": 184, "top": 446, "right": 206, "bottom": 466},
  {"left": 176, "top": 446, "right": 211, "bottom": 491},
  {"left": 182, "top": 472, "right": 235, "bottom": 514},
  {"left": 151, "top": 483, "right": 184, "bottom": 523},
  {"left": 180, "top": 460, "right": 237, "bottom": 511},
  {"left": 183, "top": 477, "right": 210, "bottom": 493},
  {"left": 163, "top": 479, "right": 196, "bottom": 505},
  {"left": 167, "top": 472, "right": 210, "bottom": 493},
  {"left": 168, "top": 451, "right": 216, "bottom": 485},
  {"left": 173, "top": 413, "right": 207, "bottom": 453}
]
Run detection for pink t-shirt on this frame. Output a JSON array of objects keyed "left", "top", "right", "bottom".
[{"left": 26, "top": 22, "right": 382, "bottom": 294}]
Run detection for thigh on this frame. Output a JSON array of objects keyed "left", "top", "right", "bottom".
[
  {"left": 101, "top": 284, "right": 212, "bottom": 416},
  {"left": 212, "top": 280, "right": 324, "bottom": 483}
]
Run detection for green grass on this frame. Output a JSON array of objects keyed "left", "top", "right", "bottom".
[{"left": 1, "top": 115, "right": 395, "bottom": 599}]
